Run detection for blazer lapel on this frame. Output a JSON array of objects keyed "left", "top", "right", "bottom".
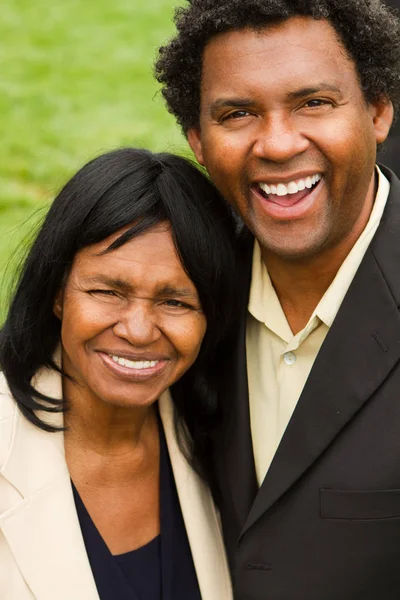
[
  {"left": 0, "top": 367, "right": 100, "bottom": 600},
  {"left": 242, "top": 171, "right": 400, "bottom": 536},
  {"left": 216, "top": 234, "right": 258, "bottom": 529},
  {"left": 158, "top": 390, "right": 233, "bottom": 600},
  {"left": 0, "top": 475, "right": 100, "bottom": 600}
]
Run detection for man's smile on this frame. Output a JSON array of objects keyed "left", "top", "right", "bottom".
[
  {"left": 258, "top": 173, "right": 322, "bottom": 197},
  {"left": 252, "top": 175, "right": 324, "bottom": 220}
]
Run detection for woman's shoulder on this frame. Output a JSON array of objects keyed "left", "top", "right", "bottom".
[
  {"left": 0, "top": 371, "right": 17, "bottom": 420},
  {"left": 0, "top": 372, "right": 18, "bottom": 469}
]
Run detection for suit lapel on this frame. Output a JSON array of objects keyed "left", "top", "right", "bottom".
[
  {"left": 159, "top": 390, "right": 233, "bottom": 600},
  {"left": 0, "top": 367, "right": 100, "bottom": 600},
  {"left": 217, "top": 234, "right": 258, "bottom": 530},
  {"left": 241, "top": 170, "right": 400, "bottom": 536}
]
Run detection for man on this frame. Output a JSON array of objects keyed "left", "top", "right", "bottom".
[{"left": 156, "top": 1, "right": 400, "bottom": 598}]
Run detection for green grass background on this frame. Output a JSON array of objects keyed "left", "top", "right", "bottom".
[{"left": 0, "top": 0, "right": 186, "bottom": 318}]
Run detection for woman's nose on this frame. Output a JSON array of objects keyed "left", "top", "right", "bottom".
[{"left": 112, "top": 302, "right": 161, "bottom": 345}]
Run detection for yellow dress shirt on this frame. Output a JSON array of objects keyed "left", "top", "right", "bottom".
[{"left": 247, "top": 167, "right": 390, "bottom": 486}]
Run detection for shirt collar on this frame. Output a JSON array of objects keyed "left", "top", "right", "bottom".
[
  {"left": 248, "top": 166, "right": 391, "bottom": 336},
  {"left": 315, "top": 165, "right": 390, "bottom": 327}
]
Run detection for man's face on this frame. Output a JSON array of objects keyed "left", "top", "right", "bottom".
[{"left": 188, "top": 17, "right": 392, "bottom": 261}]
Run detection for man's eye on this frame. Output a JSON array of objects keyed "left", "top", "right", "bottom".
[
  {"left": 304, "top": 99, "right": 331, "bottom": 108},
  {"left": 223, "top": 110, "right": 251, "bottom": 121}
]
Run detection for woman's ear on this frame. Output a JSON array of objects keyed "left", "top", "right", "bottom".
[{"left": 53, "top": 288, "right": 64, "bottom": 320}]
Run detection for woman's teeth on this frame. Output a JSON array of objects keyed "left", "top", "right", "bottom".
[
  {"left": 109, "top": 355, "right": 159, "bottom": 369},
  {"left": 259, "top": 173, "right": 322, "bottom": 196}
]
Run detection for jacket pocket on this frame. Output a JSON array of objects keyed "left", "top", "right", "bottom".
[{"left": 320, "top": 488, "right": 400, "bottom": 520}]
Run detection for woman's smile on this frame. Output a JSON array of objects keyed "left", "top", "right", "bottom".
[{"left": 98, "top": 350, "right": 169, "bottom": 381}]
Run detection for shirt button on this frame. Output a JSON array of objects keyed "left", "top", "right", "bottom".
[{"left": 283, "top": 351, "right": 297, "bottom": 365}]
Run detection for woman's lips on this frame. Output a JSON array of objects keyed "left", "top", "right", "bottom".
[
  {"left": 98, "top": 351, "right": 169, "bottom": 381},
  {"left": 254, "top": 178, "right": 323, "bottom": 220}
]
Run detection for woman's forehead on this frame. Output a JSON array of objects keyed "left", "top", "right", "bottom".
[{"left": 68, "top": 226, "right": 198, "bottom": 295}]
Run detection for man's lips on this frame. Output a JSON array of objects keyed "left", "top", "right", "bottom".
[
  {"left": 265, "top": 186, "right": 312, "bottom": 206},
  {"left": 252, "top": 177, "right": 323, "bottom": 220}
]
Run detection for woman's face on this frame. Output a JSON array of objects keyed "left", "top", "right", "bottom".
[{"left": 54, "top": 223, "right": 207, "bottom": 410}]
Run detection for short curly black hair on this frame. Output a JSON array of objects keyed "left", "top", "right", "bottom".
[{"left": 155, "top": 0, "right": 400, "bottom": 134}]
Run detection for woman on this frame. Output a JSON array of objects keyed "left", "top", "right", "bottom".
[{"left": 0, "top": 148, "right": 235, "bottom": 600}]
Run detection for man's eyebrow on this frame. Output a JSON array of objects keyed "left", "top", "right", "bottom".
[
  {"left": 287, "top": 83, "right": 343, "bottom": 100},
  {"left": 209, "top": 84, "right": 343, "bottom": 115},
  {"left": 209, "top": 97, "right": 254, "bottom": 116}
]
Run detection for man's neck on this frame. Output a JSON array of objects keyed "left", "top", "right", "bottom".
[
  {"left": 262, "top": 233, "right": 368, "bottom": 335},
  {"left": 263, "top": 253, "right": 339, "bottom": 335}
]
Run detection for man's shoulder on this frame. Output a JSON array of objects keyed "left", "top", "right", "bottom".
[
  {"left": 373, "top": 166, "right": 400, "bottom": 243},
  {"left": 235, "top": 223, "right": 254, "bottom": 262}
]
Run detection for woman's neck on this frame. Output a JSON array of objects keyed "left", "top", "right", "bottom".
[{"left": 62, "top": 376, "right": 159, "bottom": 456}]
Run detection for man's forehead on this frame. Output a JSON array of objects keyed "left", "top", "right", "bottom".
[{"left": 200, "top": 17, "right": 357, "bottom": 96}]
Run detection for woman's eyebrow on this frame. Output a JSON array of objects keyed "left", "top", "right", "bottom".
[
  {"left": 157, "top": 284, "right": 198, "bottom": 298},
  {"left": 83, "top": 275, "right": 132, "bottom": 291},
  {"left": 83, "top": 277, "right": 197, "bottom": 298}
]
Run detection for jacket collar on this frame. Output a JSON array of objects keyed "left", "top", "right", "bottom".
[
  {"left": 0, "top": 366, "right": 100, "bottom": 600},
  {"left": 1, "top": 364, "right": 65, "bottom": 496}
]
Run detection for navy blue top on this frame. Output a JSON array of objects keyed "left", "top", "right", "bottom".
[
  {"left": 72, "top": 425, "right": 202, "bottom": 600},
  {"left": 115, "top": 535, "right": 162, "bottom": 599}
]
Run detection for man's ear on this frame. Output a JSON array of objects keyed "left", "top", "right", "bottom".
[
  {"left": 373, "top": 98, "right": 394, "bottom": 145},
  {"left": 53, "top": 288, "right": 64, "bottom": 320},
  {"left": 187, "top": 128, "right": 205, "bottom": 166}
]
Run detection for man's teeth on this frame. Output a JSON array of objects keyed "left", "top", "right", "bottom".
[
  {"left": 260, "top": 174, "right": 322, "bottom": 196},
  {"left": 110, "top": 355, "right": 159, "bottom": 369}
]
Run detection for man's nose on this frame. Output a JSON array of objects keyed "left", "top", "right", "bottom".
[
  {"left": 113, "top": 302, "right": 161, "bottom": 345},
  {"left": 252, "top": 114, "right": 309, "bottom": 162}
]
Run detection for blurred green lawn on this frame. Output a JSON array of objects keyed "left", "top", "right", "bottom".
[{"left": 0, "top": 0, "right": 186, "bottom": 318}]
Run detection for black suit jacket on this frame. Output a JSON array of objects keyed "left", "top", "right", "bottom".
[{"left": 215, "top": 167, "right": 400, "bottom": 599}]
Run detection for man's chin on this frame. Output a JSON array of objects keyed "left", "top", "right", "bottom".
[{"left": 255, "top": 230, "right": 329, "bottom": 264}]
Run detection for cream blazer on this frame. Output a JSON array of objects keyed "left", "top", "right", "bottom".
[{"left": 0, "top": 367, "right": 232, "bottom": 600}]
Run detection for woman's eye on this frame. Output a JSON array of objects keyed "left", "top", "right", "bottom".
[
  {"left": 89, "top": 289, "right": 117, "bottom": 297},
  {"left": 162, "top": 298, "right": 200, "bottom": 312},
  {"left": 164, "top": 299, "right": 191, "bottom": 309}
]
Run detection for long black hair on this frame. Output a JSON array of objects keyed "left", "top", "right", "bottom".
[{"left": 0, "top": 147, "right": 237, "bottom": 483}]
